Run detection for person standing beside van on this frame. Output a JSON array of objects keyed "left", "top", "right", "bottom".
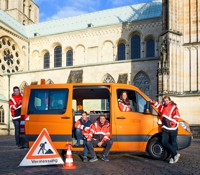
[
  {"left": 118, "top": 91, "right": 132, "bottom": 112},
  {"left": 151, "top": 96, "right": 180, "bottom": 164},
  {"left": 9, "top": 86, "right": 23, "bottom": 148},
  {"left": 74, "top": 111, "right": 92, "bottom": 162},
  {"left": 87, "top": 114, "right": 112, "bottom": 162}
]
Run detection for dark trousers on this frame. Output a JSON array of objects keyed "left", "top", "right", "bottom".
[
  {"left": 162, "top": 130, "right": 178, "bottom": 158},
  {"left": 12, "top": 119, "right": 20, "bottom": 146},
  {"left": 87, "top": 139, "right": 113, "bottom": 157}
]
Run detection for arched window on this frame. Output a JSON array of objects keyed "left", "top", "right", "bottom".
[
  {"left": 0, "top": 106, "right": 5, "bottom": 124},
  {"left": 117, "top": 43, "right": 125, "bottom": 60},
  {"left": 102, "top": 74, "right": 115, "bottom": 110},
  {"left": 133, "top": 71, "right": 150, "bottom": 96},
  {"left": 23, "top": 0, "right": 26, "bottom": 13},
  {"left": 146, "top": 39, "right": 155, "bottom": 57},
  {"left": 29, "top": 5, "right": 31, "bottom": 18},
  {"left": 46, "top": 79, "right": 54, "bottom": 84},
  {"left": 6, "top": 0, "right": 9, "bottom": 9},
  {"left": 20, "top": 81, "right": 28, "bottom": 94},
  {"left": 66, "top": 50, "right": 73, "bottom": 66},
  {"left": 54, "top": 46, "right": 62, "bottom": 67},
  {"left": 102, "top": 73, "right": 115, "bottom": 83},
  {"left": 131, "top": 34, "right": 141, "bottom": 59},
  {"left": 44, "top": 52, "right": 50, "bottom": 69}
]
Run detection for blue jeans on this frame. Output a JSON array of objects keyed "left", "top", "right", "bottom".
[
  {"left": 162, "top": 130, "right": 178, "bottom": 158},
  {"left": 12, "top": 119, "right": 20, "bottom": 146},
  {"left": 83, "top": 139, "right": 89, "bottom": 158},
  {"left": 75, "top": 128, "right": 83, "bottom": 144}
]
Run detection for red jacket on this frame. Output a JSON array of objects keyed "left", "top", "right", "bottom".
[
  {"left": 9, "top": 94, "right": 23, "bottom": 120},
  {"left": 88, "top": 119, "right": 110, "bottom": 143},
  {"left": 152, "top": 100, "right": 180, "bottom": 131},
  {"left": 75, "top": 118, "right": 92, "bottom": 138},
  {"left": 118, "top": 99, "right": 131, "bottom": 112}
]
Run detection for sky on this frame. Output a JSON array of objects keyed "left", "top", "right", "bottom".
[{"left": 34, "top": 0, "right": 152, "bottom": 22}]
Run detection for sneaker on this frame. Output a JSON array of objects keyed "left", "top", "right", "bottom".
[
  {"left": 102, "top": 155, "right": 109, "bottom": 162},
  {"left": 89, "top": 156, "right": 98, "bottom": 162},
  {"left": 73, "top": 142, "right": 80, "bottom": 147},
  {"left": 17, "top": 145, "right": 23, "bottom": 149},
  {"left": 83, "top": 157, "right": 88, "bottom": 162},
  {"left": 174, "top": 153, "right": 180, "bottom": 163},
  {"left": 169, "top": 158, "right": 174, "bottom": 164}
]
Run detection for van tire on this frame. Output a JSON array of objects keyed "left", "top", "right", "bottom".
[{"left": 147, "top": 137, "right": 169, "bottom": 160}]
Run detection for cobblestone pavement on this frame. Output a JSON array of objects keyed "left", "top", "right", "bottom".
[{"left": 0, "top": 136, "right": 199, "bottom": 175}]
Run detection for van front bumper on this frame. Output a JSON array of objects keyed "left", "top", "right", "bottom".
[{"left": 177, "top": 134, "right": 192, "bottom": 150}]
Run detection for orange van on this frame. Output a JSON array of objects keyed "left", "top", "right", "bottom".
[{"left": 21, "top": 82, "right": 192, "bottom": 160}]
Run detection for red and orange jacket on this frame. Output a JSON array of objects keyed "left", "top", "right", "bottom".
[
  {"left": 151, "top": 100, "right": 180, "bottom": 131},
  {"left": 118, "top": 99, "right": 131, "bottom": 112},
  {"left": 88, "top": 119, "right": 110, "bottom": 143},
  {"left": 9, "top": 94, "right": 23, "bottom": 120},
  {"left": 75, "top": 118, "right": 92, "bottom": 138}
]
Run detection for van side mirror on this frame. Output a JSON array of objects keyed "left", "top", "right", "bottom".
[{"left": 145, "top": 101, "right": 151, "bottom": 114}]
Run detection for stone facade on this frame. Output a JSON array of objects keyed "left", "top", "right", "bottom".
[
  {"left": 0, "top": 0, "right": 39, "bottom": 25},
  {"left": 159, "top": 0, "right": 200, "bottom": 124},
  {"left": 0, "top": 0, "right": 199, "bottom": 135}
]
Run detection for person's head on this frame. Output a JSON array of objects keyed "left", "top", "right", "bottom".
[
  {"left": 13, "top": 86, "right": 20, "bottom": 96},
  {"left": 99, "top": 114, "right": 107, "bottom": 125},
  {"left": 162, "top": 96, "right": 171, "bottom": 106},
  {"left": 81, "top": 111, "right": 88, "bottom": 120},
  {"left": 120, "top": 91, "right": 129, "bottom": 101}
]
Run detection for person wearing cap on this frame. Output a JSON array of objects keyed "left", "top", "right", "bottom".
[{"left": 87, "top": 114, "right": 112, "bottom": 162}]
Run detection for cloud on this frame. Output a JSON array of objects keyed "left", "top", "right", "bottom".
[
  {"left": 37, "top": 0, "right": 150, "bottom": 22},
  {"left": 43, "top": 0, "right": 102, "bottom": 21},
  {"left": 46, "top": 6, "right": 87, "bottom": 21}
]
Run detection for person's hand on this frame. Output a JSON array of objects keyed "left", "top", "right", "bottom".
[{"left": 97, "top": 142, "right": 103, "bottom": 147}]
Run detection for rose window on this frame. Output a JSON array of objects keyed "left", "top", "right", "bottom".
[{"left": 0, "top": 37, "right": 21, "bottom": 73}]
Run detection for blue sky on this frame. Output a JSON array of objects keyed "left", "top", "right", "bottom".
[{"left": 34, "top": 0, "right": 152, "bottom": 22}]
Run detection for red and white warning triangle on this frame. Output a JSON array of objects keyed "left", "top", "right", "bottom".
[{"left": 19, "top": 128, "right": 64, "bottom": 166}]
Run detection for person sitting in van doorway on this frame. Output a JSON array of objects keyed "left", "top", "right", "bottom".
[
  {"left": 118, "top": 91, "right": 132, "bottom": 112},
  {"left": 74, "top": 111, "right": 92, "bottom": 161},
  {"left": 87, "top": 114, "right": 112, "bottom": 162},
  {"left": 150, "top": 96, "right": 180, "bottom": 164}
]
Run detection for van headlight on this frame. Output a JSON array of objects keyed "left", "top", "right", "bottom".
[{"left": 179, "top": 121, "right": 190, "bottom": 132}]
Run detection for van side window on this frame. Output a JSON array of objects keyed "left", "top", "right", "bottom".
[
  {"left": 117, "top": 89, "right": 150, "bottom": 114},
  {"left": 28, "top": 89, "right": 68, "bottom": 114},
  {"left": 117, "top": 89, "right": 137, "bottom": 112}
]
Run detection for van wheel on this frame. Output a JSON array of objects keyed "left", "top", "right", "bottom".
[{"left": 147, "top": 137, "right": 169, "bottom": 160}]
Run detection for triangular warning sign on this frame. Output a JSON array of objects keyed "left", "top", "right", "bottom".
[{"left": 19, "top": 128, "right": 64, "bottom": 166}]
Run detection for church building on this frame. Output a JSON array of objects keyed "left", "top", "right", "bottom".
[{"left": 0, "top": 0, "right": 199, "bottom": 135}]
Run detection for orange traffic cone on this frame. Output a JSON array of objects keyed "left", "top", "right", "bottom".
[{"left": 62, "top": 144, "right": 76, "bottom": 170}]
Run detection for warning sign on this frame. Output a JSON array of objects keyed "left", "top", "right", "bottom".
[{"left": 19, "top": 128, "right": 64, "bottom": 166}]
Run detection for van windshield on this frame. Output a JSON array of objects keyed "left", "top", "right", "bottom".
[{"left": 28, "top": 89, "right": 68, "bottom": 114}]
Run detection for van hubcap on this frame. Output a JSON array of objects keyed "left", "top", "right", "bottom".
[{"left": 152, "top": 143, "right": 163, "bottom": 157}]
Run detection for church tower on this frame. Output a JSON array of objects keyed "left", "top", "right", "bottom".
[
  {"left": 0, "top": 0, "right": 39, "bottom": 25},
  {"left": 159, "top": 0, "right": 200, "bottom": 124}
]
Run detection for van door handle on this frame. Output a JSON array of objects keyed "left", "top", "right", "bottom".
[
  {"left": 117, "top": 116, "right": 126, "bottom": 119},
  {"left": 61, "top": 116, "right": 70, "bottom": 119}
]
